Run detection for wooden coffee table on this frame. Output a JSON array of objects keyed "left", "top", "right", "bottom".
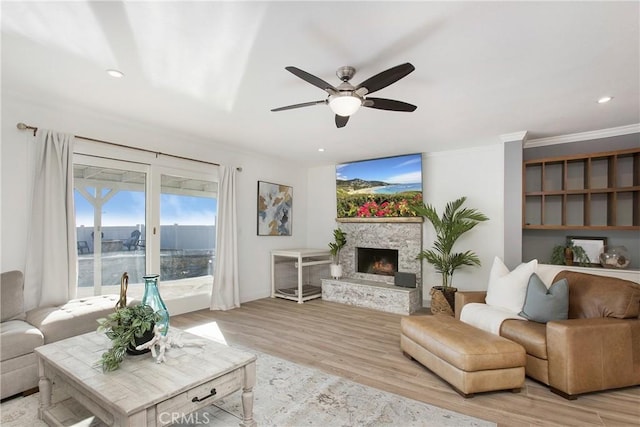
[{"left": 35, "top": 329, "right": 257, "bottom": 426}]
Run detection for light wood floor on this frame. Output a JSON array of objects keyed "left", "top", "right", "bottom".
[{"left": 172, "top": 298, "right": 640, "bottom": 427}]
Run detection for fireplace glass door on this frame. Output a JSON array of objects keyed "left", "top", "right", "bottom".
[{"left": 357, "top": 247, "right": 399, "bottom": 276}]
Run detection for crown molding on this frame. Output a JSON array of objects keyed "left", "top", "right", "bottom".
[
  {"left": 499, "top": 131, "right": 528, "bottom": 143},
  {"left": 525, "top": 124, "right": 640, "bottom": 148}
]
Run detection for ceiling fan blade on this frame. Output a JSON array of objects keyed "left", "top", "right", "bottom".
[
  {"left": 356, "top": 63, "right": 415, "bottom": 95},
  {"left": 363, "top": 97, "right": 417, "bottom": 112},
  {"left": 271, "top": 100, "right": 327, "bottom": 112},
  {"left": 335, "top": 115, "right": 349, "bottom": 128},
  {"left": 285, "top": 66, "right": 337, "bottom": 93}
]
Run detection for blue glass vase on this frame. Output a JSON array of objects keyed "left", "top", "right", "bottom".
[{"left": 142, "top": 274, "right": 170, "bottom": 336}]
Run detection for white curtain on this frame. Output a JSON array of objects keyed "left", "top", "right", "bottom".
[
  {"left": 24, "top": 130, "right": 77, "bottom": 311},
  {"left": 211, "top": 165, "right": 240, "bottom": 310}
]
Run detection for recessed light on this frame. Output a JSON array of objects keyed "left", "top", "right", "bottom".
[
  {"left": 106, "top": 69, "right": 124, "bottom": 78},
  {"left": 318, "top": 148, "right": 325, "bottom": 152},
  {"left": 597, "top": 96, "right": 613, "bottom": 104}
]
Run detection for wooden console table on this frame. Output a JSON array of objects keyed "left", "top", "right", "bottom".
[{"left": 271, "top": 248, "right": 332, "bottom": 303}]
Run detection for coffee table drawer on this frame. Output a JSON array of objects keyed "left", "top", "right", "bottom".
[{"left": 157, "top": 369, "right": 244, "bottom": 421}]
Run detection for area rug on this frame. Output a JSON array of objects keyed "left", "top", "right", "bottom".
[{"left": 1, "top": 349, "right": 494, "bottom": 427}]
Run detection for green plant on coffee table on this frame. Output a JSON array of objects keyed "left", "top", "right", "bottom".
[
  {"left": 96, "top": 304, "right": 161, "bottom": 372},
  {"left": 550, "top": 242, "right": 590, "bottom": 267}
]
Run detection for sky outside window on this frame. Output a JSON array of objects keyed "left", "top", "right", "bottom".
[{"left": 75, "top": 190, "right": 216, "bottom": 226}]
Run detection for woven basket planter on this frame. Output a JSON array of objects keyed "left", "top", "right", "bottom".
[{"left": 429, "top": 286, "right": 457, "bottom": 316}]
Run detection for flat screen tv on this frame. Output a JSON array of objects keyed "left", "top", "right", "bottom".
[{"left": 336, "top": 153, "right": 423, "bottom": 218}]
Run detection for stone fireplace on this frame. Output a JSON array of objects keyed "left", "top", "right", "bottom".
[
  {"left": 338, "top": 219, "right": 423, "bottom": 286},
  {"left": 321, "top": 218, "right": 424, "bottom": 315}
]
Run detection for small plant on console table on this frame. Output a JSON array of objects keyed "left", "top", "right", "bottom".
[
  {"left": 412, "top": 196, "right": 489, "bottom": 316},
  {"left": 96, "top": 304, "right": 161, "bottom": 372},
  {"left": 328, "top": 228, "right": 347, "bottom": 279}
]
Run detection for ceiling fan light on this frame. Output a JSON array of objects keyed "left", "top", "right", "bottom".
[
  {"left": 329, "top": 94, "right": 362, "bottom": 117},
  {"left": 106, "top": 69, "right": 124, "bottom": 78}
]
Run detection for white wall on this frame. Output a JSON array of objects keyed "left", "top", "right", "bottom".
[
  {"left": 306, "top": 165, "right": 337, "bottom": 250},
  {"left": 306, "top": 145, "right": 506, "bottom": 305},
  {"left": 1, "top": 92, "right": 308, "bottom": 303},
  {"left": 421, "top": 146, "right": 504, "bottom": 296}
]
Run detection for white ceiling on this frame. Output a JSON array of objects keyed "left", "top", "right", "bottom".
[{"left": 2, "top": 1, "right": 638, "bottom": 166}]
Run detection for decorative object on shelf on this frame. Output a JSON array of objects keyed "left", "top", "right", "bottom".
[
  {"left": 257, "top": 181, "right": 293, "bottom": 236},
  {"left": 328, "top": 228, "right": 347, "bottom": 279},
  {"left": 142, "top": 274, "right": 170, "bottom": 336},
  {"left": 567, "top": 236, "right": 607, "bottom": 267},
  {"left": 550, "top": 242, "right": 590, "bottom": 267},
  {"left": 96, "top": 304, "right": 161, "bottom": 371},
  {"left": 412, "top": 196, "right": 489, "bottom": 315},
  {"left": 600, "top": 246, "right": 630, "bottom": 269}
]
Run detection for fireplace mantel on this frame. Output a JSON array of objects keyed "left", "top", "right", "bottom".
[{"left": 335, "top": 217, "right": 423, "bottom": 223}]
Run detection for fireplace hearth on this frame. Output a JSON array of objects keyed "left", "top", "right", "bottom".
[
  {"left": 323, "top": 219, "right": 424, "bottom": 313},
  {"left": 357, "top": 247, "right": 398, "bottom": 276}
]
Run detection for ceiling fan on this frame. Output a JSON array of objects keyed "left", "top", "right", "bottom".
[{"left": 271, "top": 63, "right": 417, "bottom": 128}]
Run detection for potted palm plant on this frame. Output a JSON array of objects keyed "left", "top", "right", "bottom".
[
  {"left": 412, "top": 196, "right": 489, "bottom": 315},
  {"left": 328, "top": 228, "right": 347, "bottom": 279},
  {"left": 96, "top": 304, "right": 161, "bottom": 372}
]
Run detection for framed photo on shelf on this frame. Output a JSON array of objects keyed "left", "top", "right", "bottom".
[
  {"left": 566, "top": 236, "right": 607, "bottom": 266},
  {"left": 257, "top": 181, "right": 292, "bottom": 236}
]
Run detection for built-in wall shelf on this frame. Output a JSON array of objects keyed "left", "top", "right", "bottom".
[{"left": 523, "top": 147, "right": 640, "bottom": 230}]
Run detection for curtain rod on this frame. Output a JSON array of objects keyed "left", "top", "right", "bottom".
[{"left": 16, "top": 122, "right": 242, "bottom": 171}]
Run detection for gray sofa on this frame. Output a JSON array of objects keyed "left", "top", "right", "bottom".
[{"left": 0, "top": 270, "right": 120, "bottom": 399}]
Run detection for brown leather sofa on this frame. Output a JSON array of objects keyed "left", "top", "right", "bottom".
[{"left": 456, "top": 270, "right": 640, "bottom": 399}]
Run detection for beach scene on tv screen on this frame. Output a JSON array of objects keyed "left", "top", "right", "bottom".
[{"left": 336, "top": 153, "right": 423, "bottom": 218}]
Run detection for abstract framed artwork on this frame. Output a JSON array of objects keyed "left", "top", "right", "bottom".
[{"left": 257, "top": 181, "right": 292, "bottom": 236}]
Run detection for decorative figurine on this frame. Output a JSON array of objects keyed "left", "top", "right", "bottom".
[{"left": 135, "top": 326, "right": 206, "bottom": 363}]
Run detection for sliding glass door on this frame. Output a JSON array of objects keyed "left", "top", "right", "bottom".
[
  {"left": 156, "top": 172, "right": 217, "bottom": 302},
  {"left": 74, "top": 155, "right": 218, "bottom": 310},
  {"left": 74, "top": 158, "right": 147, "bottom": 297}
]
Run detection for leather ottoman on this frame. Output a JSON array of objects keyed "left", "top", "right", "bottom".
[{"left": 401, "top": 315, "right": 526, "bottom": 397}]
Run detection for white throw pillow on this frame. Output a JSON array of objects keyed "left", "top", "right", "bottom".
[{"left": 485, "top": 257, "right": 538, "bottom": 314}]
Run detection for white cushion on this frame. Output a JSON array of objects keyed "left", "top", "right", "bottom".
[
  {"left": 0, "top": 320, "right": 44, "bottom": 361},
  {"left": 485, "top": 257, "right": 538, "bottom": 313}
]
